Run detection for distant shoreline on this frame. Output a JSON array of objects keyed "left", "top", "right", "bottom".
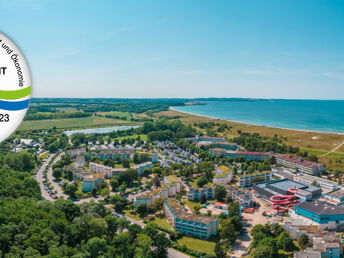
[{"left": 169, "top": 107, "right": 344, "bottom": 136}]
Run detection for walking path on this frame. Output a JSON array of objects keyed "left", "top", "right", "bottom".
[{"left": 322, "top": 140, "right": 344, "bottom": 156}]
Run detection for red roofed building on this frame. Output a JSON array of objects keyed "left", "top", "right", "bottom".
[{"left": 274, "top": 154, "right": 324, "bottom": 175}]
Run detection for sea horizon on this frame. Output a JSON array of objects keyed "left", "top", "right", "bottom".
[{"left": 172, "top": 100, "right": 344, "bottom": 134}]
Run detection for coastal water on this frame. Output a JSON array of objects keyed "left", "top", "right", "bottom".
[
  {"left": 64, "top": 125, "right": 140, "bottom": 136},
  {"left": 172, "top": 100, "right": 344, "bottom": 133}
]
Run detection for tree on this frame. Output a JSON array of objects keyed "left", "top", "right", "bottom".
[
  {"left": 87, "top": 237, "right": 107, "bottom": 258},
  {"left": 64, "top": 184, "right": 77, "bottom": 198},
  {"left": 214, "top": 241, "right": 226, "bottom": 258},
  {"left": 121, "top": 158, "right": 130, "bottom": 168},
  {"left": 278, "top": 231, "right": 295, "bottom": 251},
  {"left": 119, "top": 184, "right": 126, "bottom": 194},
  {"left": 219, "top": 219, "right": 237, "bottom": 245},
  {"left": 298, "top": 233, "right": 309, "bottom": 248},
  {"left": 214, "top": 186, "right": 227, "bottom": 202},
  {"left": 227, "top": 202, "right": 240, "bottom": 217},
  {"left": 253, "top": 245, "right": 277, "bottom": 258},
  {"left": 100, "top": 188, "right": 110, "bottom": 198},
  {"left": 110, "top": 178, "right": 119, "bottom": 191},
  {"left": 311, "top": 180, "right": 318, "bottom": 186},
  {"left": 197, "top": 176, "right": 208, "bottom": 187},
  {"left": 91, "top": 187, "right": 97, "bottom": 196},
  {"left": 143, "top": 168, "right": 151, "bottom": 177},
  {"left": 136, "top": 203, "right": 148, "bottom": 218},
  {"left": 152, "top": 198, "right": 164, "bottom": 212},
  {"left": 152, "top": 167, "right": 162, "bottom": 176},
  {"left": 193, "top": 204, "right": 201, "bottom": 214},
  {"left": 52, "top": 168, "right": 62, "bottom": 180}
]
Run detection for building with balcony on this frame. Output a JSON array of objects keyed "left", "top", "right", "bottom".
[
  {"left": 187, "top": 185, "right": 214, "bottom": 201},
  {"left": 239, "top": 171, "right": 272, "bottom": 187},
  {"left": 274, "top": 154, "right": 324, "bottom": 176},
  {"left": 213, "top": 166, "right": 232, "bottom": 185},
  {"left": 164, "top": 199, "right": 219, "bottom": 239}
]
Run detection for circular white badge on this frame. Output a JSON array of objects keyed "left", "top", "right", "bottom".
[{"left": 0, "top": 32, "right": 31, "bottom": 143}]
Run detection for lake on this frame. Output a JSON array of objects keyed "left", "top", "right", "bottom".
[{"left": 64, "top": 125, "right": 141, "bottom": 136}]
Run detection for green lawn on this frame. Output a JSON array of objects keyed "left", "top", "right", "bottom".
[
  {"left": 152, "top": 217, "right": 172, "bottom": 231},
  {"left": 123, "top": 208, "right": 142, "bottom": 221},
  {"left": 117, "top": 134, "right": 148, "bottom": 141},
  {"left": 183, "top": 199, "right": 201, "bottom": 213},
  {"left": 177, "top": 235, "right": 218, "bottom": 255},
  {"left": 18, "top": 116, "right": 138, "bottom": 131}
]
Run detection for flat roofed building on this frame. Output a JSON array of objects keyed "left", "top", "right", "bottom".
[
  {"left": 214, "top": 166, "right": 232, "bottom": 185},
  {"left": 81, "top": 174, "right": 104, "bottom": 192},
  {"left": 275, "top": 154, "right": 324, "bottom": 176},
  {"left": 137, "top": 151, "right": 159, "bottom": 163},
  {"left": 292, "top": 200, "right": 344, "bottom": 230},
  {"left": 253, "top": 178, "right": 321, "bottom": 199},
  {"left": 239, "top": 171, "right": 271, "bottom": 187},
  {"left": 188, "top": 185, "right": 214, "bottom": 201},
  {"left": 186, "top": 136, "right": 227, "bottom": 144},
  {"left": 210, "top": 149, "right": 271, "bottom": 162},
  {"left": 164, "top": 199, "right": 219, "bottom": 239},
  {"left": 66, "top": 148, "right": 86, "bottom": 158},
  {"left": 322, "top": 188, "right": 344, "bottom": 206},
  {"left": 294, "top": 174, "right": 338, "bottom": 191}
]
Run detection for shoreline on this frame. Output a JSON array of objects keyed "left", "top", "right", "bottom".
[{"left": 169, "top": 107, "right": 344, "bottom": 136}]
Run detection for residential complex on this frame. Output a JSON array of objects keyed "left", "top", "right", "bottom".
[
  {"left": 275, "top": 154, "right": 324, "bottom": 175},
  {"left": 210, "top": 149, "right": 271, "bottom": 161},
  {"left": 164, "top": 199, "right": 219, "bottom": 239},
  {"left": 186, "top": 136, "right": 227, "bottom": 144},
  {"left": 81, "top": 174, "right": 104, "bottom": 192},
  {"left": 227, "top": 185, "right": 254, "bottom": 208},
  {"left": 137, "top": 151, "right": 159, "bottom": 163},
  {"left": 134, "top": 176, "right": 181, "bottom": 207},
  {"left": 89, "top": 162, "right": 126, "bottom": 178},
  {"left": 239, "top": 171, "right": 271, "bottom": 187},
  {"left": 187, "top": 185, "right": 214, "bottom": 201},
  {"left": 283, "top": 219, "right": 343, "bottom": 258},
  {"left": 87, "top": 148, "right": 133, "bottom": 160},
  {"left": 213, "top": 166, "right": 232, "bottom": 184}
]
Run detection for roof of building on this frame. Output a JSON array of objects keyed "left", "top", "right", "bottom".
[
  {"left": 177, "top": 213, "right": 218, "bottom": 224},
  {"left": 324, "top": 188, "right": 344, "bottom": 199},
  {"left": 164, "top": 175, "right": 182, "bottom": 184},
  {"left": 295, "top": 174, "right": 338, "bottom": 186},
  {"left": 275, "top": 154, "right": 323, "bottom": 168},
  {"left": 137, "top": 151, "right": 157, "bottom": 156},
  {"left": 296, "top": 200, "right": 344, "bottom": 215}
]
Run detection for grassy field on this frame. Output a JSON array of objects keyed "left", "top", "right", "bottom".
[
  {"left": 151, "top": 217, "right": 173, "bottom": 231},
  {"left": 18, "top": 116, "right": 138, "bottom": 131},
  {"left": 117, "top": 134, "right": 148, "bottom": 141},
  {"left": 156, "top": 109, "right": 344, "bottom": 171},
  {"left": 123, "top": 208, "right": 142, "bottom": 221},
  {"left": 183, "top": 199, "right": 201, "bottom": 213},
  {"left": 177, "top": 235, "right": 218, "bottom": 255}
]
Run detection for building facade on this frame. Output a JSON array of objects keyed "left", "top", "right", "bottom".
[
  {"left": 164, "top": 199, "right": 219, "bottom": 239},
  {"left": 275, "top": 154, "right": 324, "bottom": 175}
]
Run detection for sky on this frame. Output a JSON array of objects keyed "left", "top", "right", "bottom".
[{"left": 1, "top": 0, "right": 344, "bottom": 99}]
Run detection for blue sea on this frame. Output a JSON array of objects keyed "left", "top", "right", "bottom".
[{"left": 172, "top": 100, "right": 344, "bottom": 133}]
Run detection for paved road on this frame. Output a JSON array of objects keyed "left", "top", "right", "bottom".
[
  {"left": 47, "top": 153, "right": 69, "bottom": 199},
  {"left": 36, "top": 154, "right": 54, "bottom": 201}
]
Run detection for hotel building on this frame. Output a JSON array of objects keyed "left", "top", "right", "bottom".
[{"left": 274, "top": 154, "right": 324, "bottom": 175}]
